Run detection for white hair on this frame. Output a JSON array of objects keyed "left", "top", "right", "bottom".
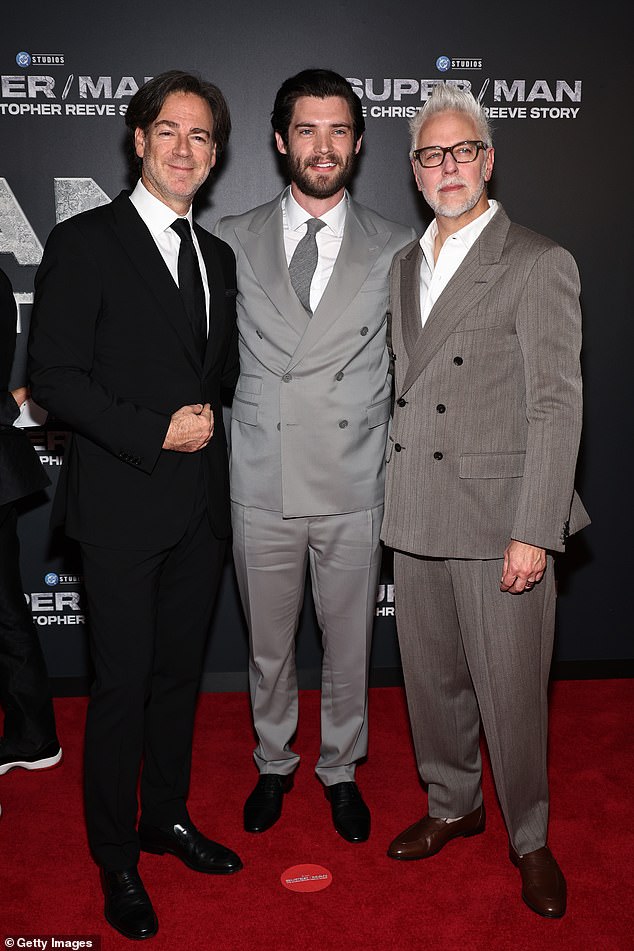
[{"left": 409, "top": 83, "right": 493, "bottom": 156}]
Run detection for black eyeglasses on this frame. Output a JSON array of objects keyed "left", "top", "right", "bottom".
[{"left": 412, "top": 140, "right": 488, "bottom": 168}]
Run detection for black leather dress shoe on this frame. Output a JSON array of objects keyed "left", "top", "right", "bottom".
[
  {"left": 244, "top": 773, "right": 293, "bottom": 833},
  {"left": 326, "top": 781, "right": 370, "bottom": 842},
  {"left": 138, "top": 820, "right": 242, "bottom": 874},
  {"left": 101, "top": 866, "right": 158, "bottom": 941}
]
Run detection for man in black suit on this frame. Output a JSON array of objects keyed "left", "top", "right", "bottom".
[
  {"left": 29, "top": 71, "right": 241, "bottom": 940},
  {"left": 0, "top": 268, "right": 60, "bottom": 787}
]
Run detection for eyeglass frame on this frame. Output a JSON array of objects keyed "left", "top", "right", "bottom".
[{"left": 411, "top": 139, "right": 489, "bottom": 168}]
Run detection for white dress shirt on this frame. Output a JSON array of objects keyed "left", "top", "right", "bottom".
[
  {"left": 282, "top": 186, "right": 347, "bottom": 313},
  {"left": 129, "top": 180, "right": 210, "bottom": 329},
  {"left": 419, "top": 200, "right": 498, "bottom": 327}
]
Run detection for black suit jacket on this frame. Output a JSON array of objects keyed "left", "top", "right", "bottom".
[
  {"left": 0, "top": 268, "right": 50, "bottom": 506},
  {"left": 28, "top": 192, "right": 238, "bottom": 548}
]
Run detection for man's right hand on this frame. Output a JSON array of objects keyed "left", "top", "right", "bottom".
[{"left": 162, "top": 403, "right": 214, "bottom": 452}]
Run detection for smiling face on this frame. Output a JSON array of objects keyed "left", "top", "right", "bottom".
[
  {"left": 412, "top": 110, "right": 494, "bottom": 229},
  {"left": 276, "top": 95, "right": 362, "bottom": 213},
  {"left": 134, "top": 91, "right": 216, "bottom": 215}
]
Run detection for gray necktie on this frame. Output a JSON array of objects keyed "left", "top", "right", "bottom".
[{"left": 288, "top": 217, "right": 326, "bottom": 314}]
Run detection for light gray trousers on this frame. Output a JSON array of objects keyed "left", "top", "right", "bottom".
[{"left": 232, "top": 502, "right": 383, "bottom": 785}]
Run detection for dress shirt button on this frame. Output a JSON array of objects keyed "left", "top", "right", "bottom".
[
  {"left": 394, "top": 443, "right": 402, "bottom": 452},
  {"left": 436, "top": 404, "right": 446, "bottom": 413},
  {"left": 397, "top": 397, "right": 407, "bottom": 407},
  {"left": 453, "top": 356, "right": 463, "bottom": 366},
  {"left": 339, "top": 420, "right": 348, "bottom": 429},
  {"left": 282, "top": 373, "right": 292, "bottom": 383},
  {"left": 335, "top": 371, "right": 344, "bottom": 381},
  {"left": 360, "top": 326, "right": 369, "bottom": 336},
  {"left": 433, "top": 451, "right": 443, "bottom": 460}
]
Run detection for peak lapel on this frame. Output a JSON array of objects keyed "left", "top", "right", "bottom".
[
  {"left": 400, "top": 207, "right": 511, "bottom": 395},
  {"left": 287, "top": 202, "right": 390, "bottom": 371},
  {"left": 235, "top": 203, "right": 310, "bottom": 342}
]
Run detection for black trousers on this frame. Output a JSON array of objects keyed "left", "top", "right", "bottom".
[
  {"left": 0, "top": 502, "right": 57, "bottom": 751},
  {"left": 80, "top": 493, "right": 226, "bottom": 871}
]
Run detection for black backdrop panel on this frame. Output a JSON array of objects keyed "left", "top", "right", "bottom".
[{"left": 1, "top": 2, "right": 632, "bottom": 688}]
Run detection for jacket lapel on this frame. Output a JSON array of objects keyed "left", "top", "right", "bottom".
[
  {"left": 400, "top": 206, "right": 512, "bottom": 395},
  {"left": 287, "top": 200, "right": 390, "bottom": 371},
  {"left": 234, "top": 198, "right": 310, "bottom": 343},
  {"left": 109, "top": 192, "right": 201, "bottom": 371},
  {"left": 195, "top": 225, "right": 225, "bottom": 374}
]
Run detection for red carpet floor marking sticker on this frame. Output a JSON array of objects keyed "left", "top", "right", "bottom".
[{"left": 281, "top": 863, "right": 333, "bottom": 892}]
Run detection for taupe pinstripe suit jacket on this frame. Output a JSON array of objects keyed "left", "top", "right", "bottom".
[{"left": 381, "top": 205, "right": 589, "bottom": 559}]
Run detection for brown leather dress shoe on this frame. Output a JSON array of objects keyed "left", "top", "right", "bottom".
[
  {"left": 510, "top": 845, "right": 567, "bottom": 918},
  {"left": 387, "top": 803, "right": 485, "bottom": 860}
]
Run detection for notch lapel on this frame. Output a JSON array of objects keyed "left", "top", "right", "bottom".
[{"left": 109, "top": 193, "right": 201, "bottom": 371}]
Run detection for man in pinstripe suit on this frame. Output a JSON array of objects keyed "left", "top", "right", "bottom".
[{"left": 381, "top": 84, "right": 589, "bottom": 918}]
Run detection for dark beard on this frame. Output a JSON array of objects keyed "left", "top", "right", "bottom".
[{"left": 288, "top": 150, "right": 355, "bottom": 199}]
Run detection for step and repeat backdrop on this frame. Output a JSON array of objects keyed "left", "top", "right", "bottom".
[{"left": 2, "top": 2, "right": 631, "bottom": 689}]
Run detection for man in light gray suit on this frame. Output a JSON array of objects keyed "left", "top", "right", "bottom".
[
  {"left": 215, "top": 69, "right": 414, "bottom": 842},
  {"left": 382, "top": 84, "right": 589, "bottom": 917}
]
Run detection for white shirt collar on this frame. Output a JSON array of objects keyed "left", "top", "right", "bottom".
[
  {"left": 421, "top": 199, "right": 498, "bottom": 265},
  {"left": 283, "top": 185, "right": 347, "bottom": 237},
  {"left": 129, "top": 179, "right": 194, "bottom": 238}
]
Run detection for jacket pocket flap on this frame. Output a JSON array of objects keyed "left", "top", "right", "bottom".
[
  {"left": 231, "top": 396, "right": 258, "bottom": 425},
  {"left": 459, "top": 451, "right": 525, "bottom": 479},
  {"left": 367, "top": 395, "right": 391, "bottom": 429}
]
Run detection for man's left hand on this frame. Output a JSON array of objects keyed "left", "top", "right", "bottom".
[{"left": 500, "top": 540, "right": 546, "bottom": 594}]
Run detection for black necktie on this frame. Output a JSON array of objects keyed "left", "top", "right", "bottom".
[
  {"left": 171, "top": 217, "right": 207, "bottom": 357},
  {"left": 288, "top": 217, "right": 326, "bottom": 314}
]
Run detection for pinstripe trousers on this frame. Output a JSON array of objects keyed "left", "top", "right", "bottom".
[{"left": 393, "top": 551, "right": 556, "bottom": 855}]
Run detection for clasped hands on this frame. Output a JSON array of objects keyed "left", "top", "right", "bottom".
[{"left": 163, "top": 403, "right": 214, "bottom": 453}]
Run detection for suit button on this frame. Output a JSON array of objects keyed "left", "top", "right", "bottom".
[
  {"left": 453, "top": 356, "right": 463, "bottom": 366},
  {"left": 436, "top": 404, "right": 446, "bottom": 413},
  {"left": 394, "top": 443, "right": 402, "bottom": 452},
  {"left": 339, "top": 420, "right": 348, "bottom": 428},
  {"left": 397, "top": 397, "right": 407, "bottom": 407},
  {"left": 335, "top": 371, "right": 344, "bottom": 381},
  {"left": 433, "top": 451, "right": 443, "bottom": 460},
  {"left": 277, "top": 422, "right": 281, "bottom": 431},
  {"left": 282, "top": 373, "right": 292, "bottom": 382},
  {"left": 360, "top": 326, "right": 369, "bottom": 336}
]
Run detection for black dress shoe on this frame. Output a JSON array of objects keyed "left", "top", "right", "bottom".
[
  {"left": 326, "top": 781, "right": 370, "bottom": 842},
  {"left": 244, "top": 773, "right": 293, "bottom": 833},
  {"left": 138, "top": 820, "right": 242, "bottom": 874},
  {"left": 101, "top": 866, "right": 158, "bottom": 941}
]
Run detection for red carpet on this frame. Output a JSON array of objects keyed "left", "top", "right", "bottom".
[{"left": 1, "top": 681, "right": 633, "bottom": 950}]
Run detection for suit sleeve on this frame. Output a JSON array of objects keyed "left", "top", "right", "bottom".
[
  {"left": 511, "top": 245, "right": 583, "bottom": 551},
  {"left": 28, "top": 220, "right": 169, "bottom": 474},
  {"left": 0, "top": 268, "right": 21, "bottom": 426}
]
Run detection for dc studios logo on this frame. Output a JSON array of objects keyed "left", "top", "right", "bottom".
[
  {"left": 44, "top": 572, "right": 59, "bottom": 586},
  {"left": 436, "top": 55, "right": 451, "bottom": 73},
  {"left": 16, "top": 51, "right": 32, "bottom": 68}
]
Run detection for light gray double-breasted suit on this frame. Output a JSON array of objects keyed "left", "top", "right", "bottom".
[
  {"left": 216, "top": 191, "right": 414, "bottom": 783},
  {"left": 381, "top": 205, "right": 589, "bottom": 853}
]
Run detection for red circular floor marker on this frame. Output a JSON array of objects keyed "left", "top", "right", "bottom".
[{"left": 281, "top": 863, "right": 333, "bottom": 892}]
